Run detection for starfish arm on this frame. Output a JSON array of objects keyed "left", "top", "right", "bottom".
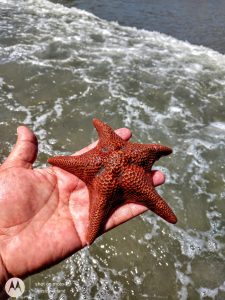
[
  {"left": 93, "top": 118, "right": 126, "bottom": 152},
  {"left": 48, "top": 149, "right": 102, "bottom": 183},
  {"left": 86, "top": 190, "right": 109, "bottom": 245},
  {"left": 126, "top": 143, "right": 172, "bottom": 171},
  {"left": 121, "top": 166, "right": 177, "bottom": 224},
  {"left": 138, "top": 185, "right": 177, "bottom": 224},
  {"left": 86, "top": 172, "right": 119, "bottom": 244}
]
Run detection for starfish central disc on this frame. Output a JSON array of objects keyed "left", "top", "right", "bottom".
[
  {"left": 48, "top": 118, "right": 177, "bottom": 245},
  {"left": 105, "top": 151, "right": 125, "bottom": 173}
]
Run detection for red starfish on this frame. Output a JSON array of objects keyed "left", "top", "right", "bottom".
[{"left": 48, "top": 118, "right": 177, "bottom": 244}]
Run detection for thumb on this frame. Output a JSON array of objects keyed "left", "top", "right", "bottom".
[{"left": 1, "top": 126, "right": 38, "bottom": 169}]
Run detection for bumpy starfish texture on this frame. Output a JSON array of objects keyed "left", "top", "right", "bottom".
[{"left": 48, "top": 118, "right": 177, "bottom": 245}]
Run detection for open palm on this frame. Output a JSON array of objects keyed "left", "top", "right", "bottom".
[{"left": 0, "top": 126, "right": 165, "bottom": 282}]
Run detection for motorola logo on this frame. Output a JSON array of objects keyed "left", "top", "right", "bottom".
[{"left": 5, "top": 277, "right": 25, "bottom": 298}]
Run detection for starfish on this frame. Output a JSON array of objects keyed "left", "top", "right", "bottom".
[{"left": 48, "top": 118, "right": 177, "bottom": 244}]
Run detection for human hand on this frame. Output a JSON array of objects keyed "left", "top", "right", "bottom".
[{"left": 0, "top": 126, "right": 165, "bottom": 286}]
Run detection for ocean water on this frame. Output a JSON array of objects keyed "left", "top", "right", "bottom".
[
  {"left": 0, "top": 0, "right": 225, "bottom": 299},
  {"left": 53, "top": 0, "right": 225, "bottom": 54}
]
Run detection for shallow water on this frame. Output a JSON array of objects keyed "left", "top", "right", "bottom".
[{"left": 0, "top": 0, "right": 225, "bottom": 299}]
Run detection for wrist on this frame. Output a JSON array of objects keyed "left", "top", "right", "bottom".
[
  {"left": 0, "top": 258, "right": 9, "bottom": 300},
  {"left": 0, "top": 255, "right": 9, "bottom": 294}
]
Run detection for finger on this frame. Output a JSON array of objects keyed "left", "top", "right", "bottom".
[
  {"left": 72, "top": 128, "right": 132, "bottom": 156},
  {"left": 151, "top": 170, "right": 165, "bottom": 187},
  {"left": 105, "top": 202, "right": 148, "bottom": 231},
  {"left": 1, "top": 126, "right": 38, "bottom": 169}
]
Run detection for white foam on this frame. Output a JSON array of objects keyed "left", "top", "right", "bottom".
[
  {"left": 0, "top": 77, "right": 4, "bottom": 87},
  {"left": 210, "top": 121, "right": 225, "bottom": 131},
  {"left": 200, "top": 288, "right": 217, "bottom": 299}
]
